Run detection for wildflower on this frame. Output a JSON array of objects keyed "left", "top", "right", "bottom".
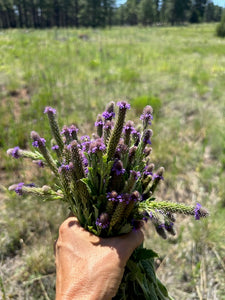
[
  {"left": 112, "top": 160, "right": 125, "bottom": 176},
  {"left": 81, "top": 136, "right": 91, "bottom": 152},
  {"left": 144, "top": 164, "right": 155, "bottom": 176},
  {"left": 140, "top": 105, "right": 153, "bottom": 129},
  {"left": 44, "top": 106, "right": 64, "bottom": 152},
  {"left": 121, "top": 193, "right": 131, "bottom": 204},
  {"left": 102, "top": 101, "right": 115, "bottom": 121},
  {"left": 194, "top": 203, "right": 202, "bottom": 220},
  {"left": 123, "top": 121, "right": 135, "bottom": 133},
  {"left": 107, "top": 191, "right": 119, "bottom": 202},
  {"left": 96, "top": 213, "right": 110, "bottom": 229},
  {"left": 94, "top": 114, "right": 104, "bottom": 138},
  {"left": 130, "top": 190, "right": 140, "bottom": 202},
  {"left": 123, "top": 121, "right": 135, "bottom": 146},
  {"left": 128, "top": 146, "right": 137, "bottom": 161},
  {"left": 130, "top": 170, "right": 141, "bottom": 181},
  {"left": 31, "top": 131, "right": 46, "bottom": 148},
  {"left": 131, "top": 129, "right": 141, "bottom": 146},
  {"left": 115, "top": 141, "right": 128, "bottom": 158},
  {"left": 52, "top": 145, "right": 59, "bottom": 150},
  {"left": 58, "top": 164, "right": 70, "bottom": 173},
  {"left": 15, "top": 182, "right": 24, "bottom": 195},
  {"left": 8, "top": 146, "right": 20, "bottom": 158},
  {"left": 107, "top": 102, "right": 130, "bottom": 161},
  {"left": 44, "top": 106, "right": 56, "bottom": 115},
  {"left": 89, "top": 138, "right": 106, "bottom": 154},
  {"left": 153, "top": 173, "right": 164, "bottom": 180},
  {"left": 69, "top": 125, "right": 78, "bottom": 134},
  {"left": 95, "top": 114, "right": 104, "bottom": 126},
  {"left": 61, "top": 125, "right": 70, "bottom": 136},
  {"left": 37, "top": 160, "right": 45, "bottom": 168},
  {"left": 153, "top": 167, "right": 164, "bottom": 180},
  {"left": 104, "top": 121, "right": 114, "bottom": 130},
  {"left": 143, "top": 129, "right": 153, "bottom": 145},
  {"left": 117, "top": 101, "right": 131, "bottom": 110},
  {"left": 32, "top": 138, "right": 46, "bottom": 148},
  {"left": 69, "top": 125, "right": 79, "bottom": 140},
  {"left": 81, "top": 135, "right": 90, "bottom": 142},
  {"left": 102, "top": 111, "right": 115, "bottom": 120},
  {"left": 165, "top": 222, "right": 176, "bottom": 236},
  {"left": 144, "top": 147, "right": 152, "bottom": 157},
  {"left": 155, "top": 224, "right": 167, "bottom": 239}
]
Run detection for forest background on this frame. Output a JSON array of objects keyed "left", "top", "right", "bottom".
[{"left": 0, "top": 0, "right": 224, "bottom": 28}]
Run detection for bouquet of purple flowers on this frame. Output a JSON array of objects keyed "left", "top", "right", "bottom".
[{"left": 7, "top": 101, "right": 208, "bottom": 299}]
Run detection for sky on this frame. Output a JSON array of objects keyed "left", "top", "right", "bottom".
[{"left": 116, "top": 0, "right": 225, "bottom": 8}]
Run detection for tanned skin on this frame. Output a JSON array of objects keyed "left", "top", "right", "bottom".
[{"left": 55, "top": 217, "right": 144, "bottom": 300}]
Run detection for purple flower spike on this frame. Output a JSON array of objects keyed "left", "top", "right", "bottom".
[
  {"left": 112, "top": 160, "right": 125, "bottom": 176},
  {"left": 52, "top": 145, "right": 59, "bottom": 150},
  {"left": 32, "top": 141, "right": 39, "bottom": 147},
  {"left": 61, "top": 125, "right": 70, "bottom": 135},
  {"left": 102, "top": 111, "right": 115, "bottom": 120},
  {"left": 69, "top": 125, "right": 79, "bottom": 133},
  {"left": 153, "top": 173, "right": 164, "bottom": 180},
  {"left": 144, "top": 164, "right": 154, "bottom": 176},
  {"left": 143, "top": 129, "right": 153, "bottom": 145},
  {"left": 130, "top": 191, "right": 140, "bottom": 202},
  {"left": 121, "top": 194, "right": 131, "bottom": 204},
  {"left": 96, "top": 213, "right": 110, "bottom": 229},
  {"left": 130, "top": 170, "right": 141, "bottom": 181},
  {"left": 81, "top": 136, "right": 91, "bottom": 152},
  {"left": 117, "top": 101, "right": 131, "bottom": 110},
  {"left": 107, "top": 191, "right": 119, "bottom": 202},
  {"left": 44, "top": 106, "right": 56, "bottom": 114},
  {"left": 32, "top": 137, "right": 46, "bottom": 148},
  {"left": 10, "top": 146, "right": 20, "bottom": 159},
  {"left": 81, "top": 135, "right": 90, "bottom": 142},
  {"left": 123, "top": 120, "right": 135, "bottom": 133},
  {"left": 104, "top": 120, "right": 114, "bottom": 130},
  {"left": 58, "top": 164, "right": 70, "bottom": 173},
  {"left": 89, "top": 138, "right": 106, "bottom": 154},
  {"left": 140, "top": 105, "right": 153, "bottom": 127},
  {"left": 194, "top": 203, "right": 202, "bottom": 220},
  {"left": 37, "top": 160, "right": 45, "bottom": 168},
  {"left": 95, "top": 118, "right": 104, "bottom": 127},
  {"left": 15, "top": 182, "right": 24, "bottom": 195}
]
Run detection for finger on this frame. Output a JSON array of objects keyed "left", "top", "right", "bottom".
[{"left": 120, "top": 228, "right": 144, "bottom": 259}]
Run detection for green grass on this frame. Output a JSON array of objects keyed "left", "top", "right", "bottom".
[{"left": 0, "top": 24, "right": 225, "bottom": 299}]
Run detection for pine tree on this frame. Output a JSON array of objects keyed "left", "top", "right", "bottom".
[
  {"left": 138, "top": 0, "right": 156, "bottom": 25},
  {"left": 216, "top": 10, "right": 225, "bottom": 38}
]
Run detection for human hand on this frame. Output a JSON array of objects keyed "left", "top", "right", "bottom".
[{"left": 55, "top": 217, "right": 144, "bottom": 300}]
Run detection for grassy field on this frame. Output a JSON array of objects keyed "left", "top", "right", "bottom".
[{"left": 0, "top": 24, "right": 225, "bottom": 299}]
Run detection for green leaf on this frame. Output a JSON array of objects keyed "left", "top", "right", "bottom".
[
  {"left": 134, "top": 247, "right": 159, "bottom": 261},
  {"left": 93, "top": 205, "right": 99, "bottom": 220},
  {"left": 87, "top": 226, "right": 98, "bottom": 235},
  {"left": 156, "top": 278, "right": 173, "bottom": 299},
  {"left": 145, "top": 281, "right": 159, "bottom": 300},
  {"left": 102, "top": 154, "right": 107, "bottom": 163},
  {"left": 140, "top": 259, "right": 157, "bottom": 285}
]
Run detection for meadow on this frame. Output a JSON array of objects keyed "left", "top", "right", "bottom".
[{"left": 0, "top": 24, "right": 225, "bottom": 299}]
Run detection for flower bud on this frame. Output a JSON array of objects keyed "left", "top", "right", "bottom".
[{"left": 95, "top": 114, "right": 104, "bottom": 137}]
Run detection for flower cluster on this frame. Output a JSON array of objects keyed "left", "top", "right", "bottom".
[
  {"left": 8, "top": 102, "right": 208, "bottom": 236},
  {"left": 7, "top": 101, "right": 208, "bottom": 300}
]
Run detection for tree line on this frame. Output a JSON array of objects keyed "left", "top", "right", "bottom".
[{"left": 0, "top": 0, "right": 223, "bottom": 29}]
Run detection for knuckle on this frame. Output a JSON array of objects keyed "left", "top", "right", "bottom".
[{"left": 58, "top": 221, "right": 67, "bottom": 236}]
